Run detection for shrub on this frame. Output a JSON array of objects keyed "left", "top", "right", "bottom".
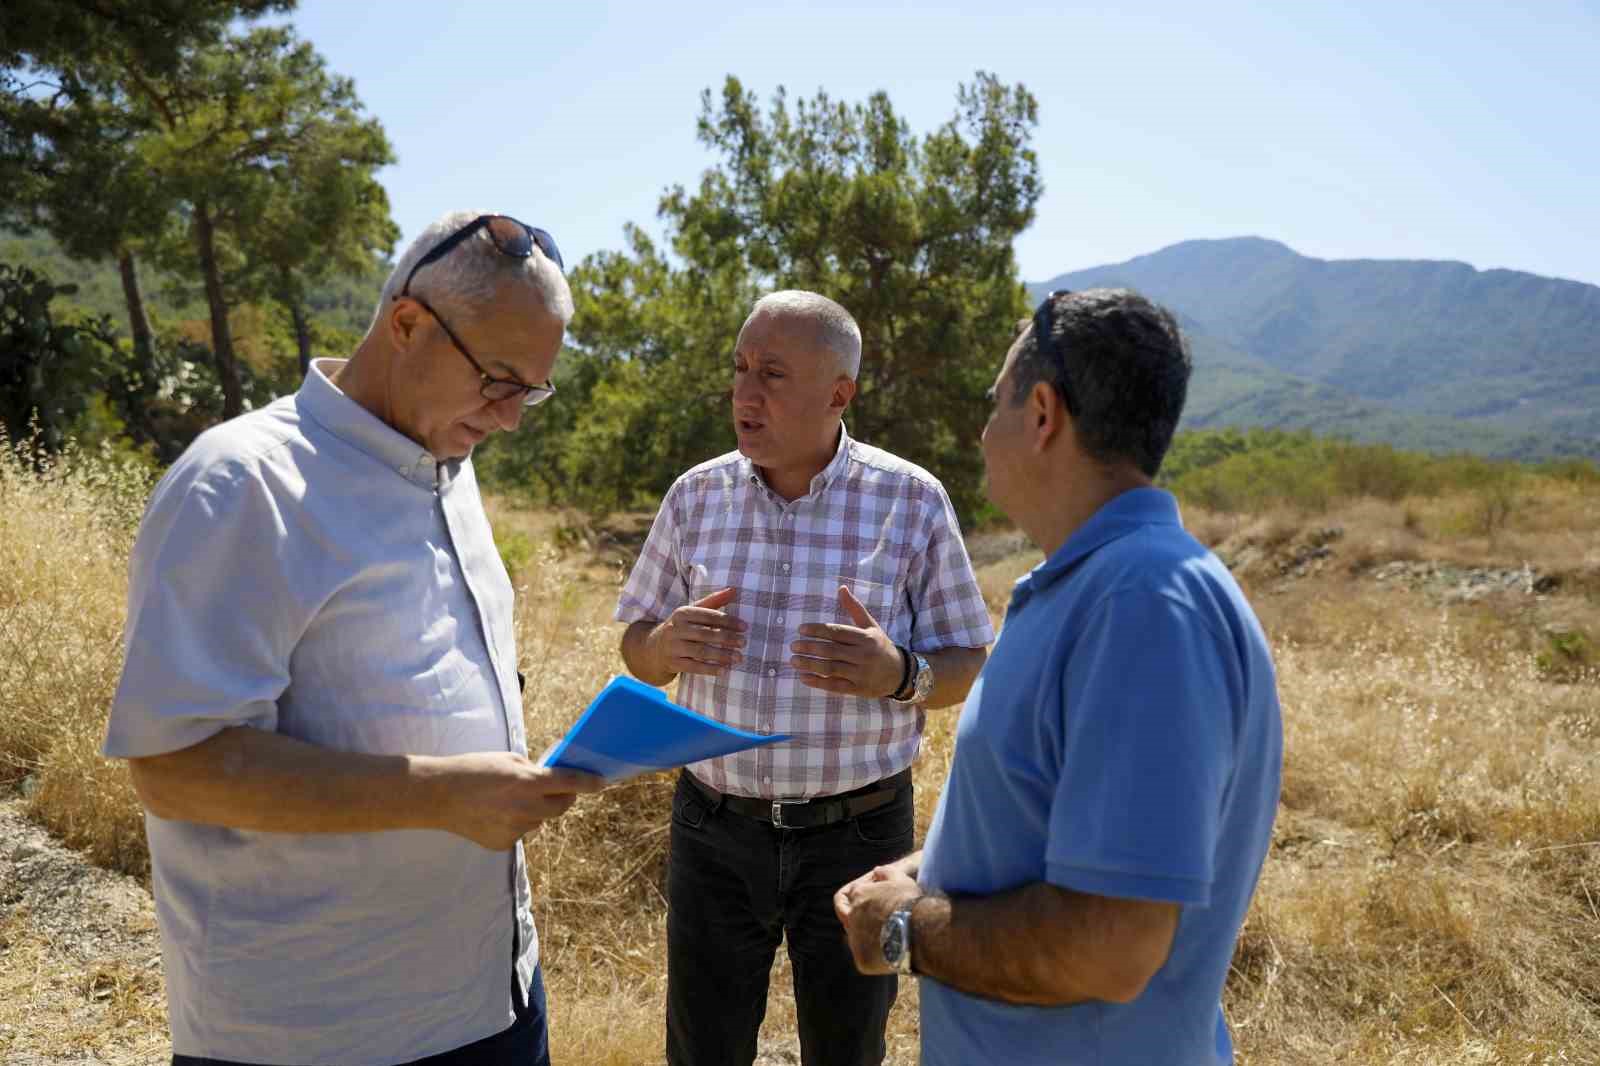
[{"left": 1534, "top": 627, "right": 1594, "bottom": 683}]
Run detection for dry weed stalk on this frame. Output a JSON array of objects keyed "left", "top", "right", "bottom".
[{"left": 3, "top": 441, "right": 1597, "bottom": 1061}]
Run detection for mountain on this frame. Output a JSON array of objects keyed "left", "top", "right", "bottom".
[{"left": 1029, "top": 238, "right": 1600, "bottom": 460}]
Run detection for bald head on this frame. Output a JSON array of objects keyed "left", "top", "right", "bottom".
[{"left": 743, "top": 290, "right": 862, "bottom": 379}]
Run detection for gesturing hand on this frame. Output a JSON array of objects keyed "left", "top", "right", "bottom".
[
  {"left": 649, "top": 586, "right": 747, "bottom": 678},
  {"left": 789, "top": 585, "right": 904, "bottom": 698}
]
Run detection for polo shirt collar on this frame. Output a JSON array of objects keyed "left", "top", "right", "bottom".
[
  {"left": 742, "top": 422, "right": 853, "bottom": 501},
  {"left": 298, "top": 358, "right": 459, "bottom": 490},
  {"left": 1010, "top": 487, "right": 1183, "bottom": 611}
]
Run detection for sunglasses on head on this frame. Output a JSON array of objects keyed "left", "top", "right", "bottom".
[
  {"left": 394, "top": 214, "right": 564, "bottom": 408},
  {"left": 1031, "top": 289, "right": 1077, "bottom": 416},
  {"left": 399, "top": 214, "right": 563, "bottom": 298}
]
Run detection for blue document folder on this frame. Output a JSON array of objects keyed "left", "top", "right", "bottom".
[{"left": 539, "top": 675, "right": 790, "bottom": 783}]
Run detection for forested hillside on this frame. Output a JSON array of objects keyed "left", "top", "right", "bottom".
[{"left": 1033, "top": 237, "right": 1600, "bottom": 461}]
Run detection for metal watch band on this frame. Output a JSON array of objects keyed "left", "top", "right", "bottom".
[
  {"left": 890, "top": 651, "right": 932, "bottom": 704},
  {"left": 883, "top": 900, "right": 917, "bottom": 975}
]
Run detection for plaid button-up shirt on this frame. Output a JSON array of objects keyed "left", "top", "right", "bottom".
[{"left": 617, "top": 426, "right": 994, "bottom": 799}]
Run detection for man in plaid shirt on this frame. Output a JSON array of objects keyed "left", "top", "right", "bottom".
[{"left": 616, "top": 290, "right": 993, "bottom": 1066}]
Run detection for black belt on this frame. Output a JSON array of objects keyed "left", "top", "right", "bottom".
[{"left": 684, "top": 767, "right": 911, "bottom": 830}]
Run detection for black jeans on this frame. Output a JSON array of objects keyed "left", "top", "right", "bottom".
[
  {"left": 666, "top": 770, "right": 915, "bottom": 1066},
  {"left": 171, "top": 964, "right": 549, "bottom": 1066}
]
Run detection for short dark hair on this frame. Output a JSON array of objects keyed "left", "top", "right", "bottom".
[{"left": 1009, "top": 288, "right": 1191, "bottom": 477}]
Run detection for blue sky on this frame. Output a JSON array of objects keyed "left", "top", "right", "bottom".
[{"left": 278, "top": 0, "right": 1600, "bottom": 286}]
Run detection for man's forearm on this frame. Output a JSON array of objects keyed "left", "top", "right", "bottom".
[
  {"left": 128, "top": 726, "right": 452, "bottom": 834},
  {"left": 621, "top": 619, "right": 675, "bottom": 686},
  {"left": 911, "top": 882, "right": 1179, "bottom": 1006},
  {"left": 921, "top": 645, "right": 987, "bottom": 709}
]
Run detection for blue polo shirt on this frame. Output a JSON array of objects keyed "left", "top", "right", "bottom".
[{"left": 918, "top": 488, "right": 1282, "bottom": 1065}]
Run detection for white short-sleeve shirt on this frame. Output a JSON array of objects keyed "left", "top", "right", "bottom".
[{"left": 104, "top": 359, "right": 536, "bottom": 1066}]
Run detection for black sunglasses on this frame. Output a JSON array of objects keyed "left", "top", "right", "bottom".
[
  {"left": 1031, "top": 289, "right": 1077, "bottom": 416},
  {"left": 395, "top": 215, "right": 563, "bottom": 407},
  {"left": 400, "top": 215, "right": 563, "bottom": 294}
]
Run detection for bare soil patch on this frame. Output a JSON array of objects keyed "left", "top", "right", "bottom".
[{"left": 0, "top": 793, "right": 166, "bottom": 1066}]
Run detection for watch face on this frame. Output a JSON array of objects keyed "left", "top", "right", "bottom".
[
  {"left": 911, "top": 654, "right": 934, "bottom": 701},
  {"left": 881, "top": 912, "right": 907, "bottom": 964}
]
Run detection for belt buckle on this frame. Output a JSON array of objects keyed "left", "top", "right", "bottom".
[{"left": 771, "top": 799, "right": 802, "bottom": 828}]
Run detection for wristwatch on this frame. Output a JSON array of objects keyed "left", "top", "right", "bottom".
[
  {"left": 880, "top": 900, "right": 918, "bottom": 975},
  {"left": 890, "top": 649, "right": 933, "bottom": 704}
]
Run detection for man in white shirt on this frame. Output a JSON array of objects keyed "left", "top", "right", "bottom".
[
  {"left": 616, "top": 291, "right": 994, "bottom": 1066},
  {"left": 103, "top": 211, "right": 603, "bottom": 1066}
]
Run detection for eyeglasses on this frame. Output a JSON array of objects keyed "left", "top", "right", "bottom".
[
  {"left": 406, "top": 294, "right": 557, "bottom": 406},
  {"left": 1031, "top": 289, "right": 1077, "bottom": 416},
  {"left": 395, "top": 214, "right": 563, "bottom": 407}
]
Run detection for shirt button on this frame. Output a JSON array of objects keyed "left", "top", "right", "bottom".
[
  {"left": 763, "top": 776, "right": 772, "bottom": 784},
  {"left": 781, "top": 563, "right": 791, "bottom": 572},
  {"left": 767, "top": 668, "right": 777, "bottom": 677},
  {"left": 777, "top": 615, "right": 785, "bottom": 624}
]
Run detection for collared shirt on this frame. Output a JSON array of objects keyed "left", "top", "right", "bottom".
[
  {"left": 103, "top": 359, "right": 536, "bottom": 1066},
  {"left": 616, "top": 426, "right": 994, "bottom": 800},
  {"left": 918, "top": 488, "right": 1283, "bottom": 1066}
]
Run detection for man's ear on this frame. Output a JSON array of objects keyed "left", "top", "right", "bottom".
[
  {"left": 831, "top": 376, "right": 858, "bottom": 412},
  {"left": 387, "top": 297, "right": 424, "bottom": 352},
  {"left": 1029, "top": 380, "right": 1066, "bottom": 454}
]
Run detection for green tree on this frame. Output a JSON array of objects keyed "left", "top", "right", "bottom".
[
  {"left": 1, "top": 0, "right": 304, "bottom": 438},
  {"left": 4, "top": 11, "right": 393, "bottom": 423},
  {"left": 0, "top": 262, "right": 117, "bottom": 453},
  {"left": 0, "top": 1, "right": 292, "bottom": 81},
  {"left": 236, "top": 101, "right": 397, "bottom": 376},
  {"left": 0, "top": 0, "right": 292, "bottom": 378},
  {"left": 486, "top": 73, "right": 1041, "bottom": 521},
  {"left": 131, "top": 26, "right": 395, "bottom": 416},
  {"left": 0, "top": 84, "right": 172, "bottom": 439}
]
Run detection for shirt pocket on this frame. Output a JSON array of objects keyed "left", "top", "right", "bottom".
[
  {"left": 838, "top": 576, "right": 897, "bottom": 634},
  {"left": 685, "top": 561, "right": 738, "bottom": 604}
]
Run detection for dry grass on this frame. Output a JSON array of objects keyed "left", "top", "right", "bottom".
[
  {"left": 3, "top": 438, "right": 1598, "bottom": 1062},
  {"left": 0, "top": 437, "right": 154, "bottom": 878}
]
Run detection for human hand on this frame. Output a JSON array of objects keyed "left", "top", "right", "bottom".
[
  {"left": 433, "top": 752, "right": 606, "bottom": 851},
  {"left": 834, "top": 861, "right": 922, "bottom": 975},
  {"left": 789, "top": 585, "right": 903, "bottom": 698},
  {"left": 648, "top": 587, "right": 747, "bottom": 677}
]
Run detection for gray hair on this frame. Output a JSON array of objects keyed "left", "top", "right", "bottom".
[
  {"left": 746, "top": 290, "right": 862, "bottom": 379},
  {"left": 372, "top": 209, "right": 574, "bottom": 330}
]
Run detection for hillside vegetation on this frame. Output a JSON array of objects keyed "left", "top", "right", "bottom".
[
  {"left": 1035, "top": 237, "right": 1600, "bottom": 461},
  {"left": 2, "top": 431, "right": 1598, "bottom": 1063},
  {"left": 0, "top": 227, "right": 384, "bottom": 342}
]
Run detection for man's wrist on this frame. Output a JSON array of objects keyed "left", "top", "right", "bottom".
[
  {"left": 883, "top": 893, "right": 922, "bottom": 974},
  {"left": 890, "top": 648, "right": 932, "bottom": 704},
  {"left": 890, "top": 645, "right": 914, "bottom": 700},
  {"left": 638, "top": 620, "right": 675, "bottom": 684}
]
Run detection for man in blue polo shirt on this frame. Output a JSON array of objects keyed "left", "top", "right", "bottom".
[{"left": 835, "top": 288, "right": 1282, "bottom": 1065}]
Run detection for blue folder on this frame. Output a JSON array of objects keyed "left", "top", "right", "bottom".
[{"left": 539, "top": 675, "right": 791, "bottom": 783}]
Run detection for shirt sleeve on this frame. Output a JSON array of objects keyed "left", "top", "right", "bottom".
[
  {"left": 102, "top": 462, "right": 303, "bottom": 758},
  {"left": 904, "top": 483, "right": 996, "bottom": 653},
  {"left": 614, "top": 486, "right": 687, "bottom": 624},
  {"left": 1043, "top": 588, "right": 1238, "bottom": 906}
]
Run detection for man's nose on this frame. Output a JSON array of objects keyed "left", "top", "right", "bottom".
[{"left": 732, "top": 374, "right": 760, "bottom": 408}]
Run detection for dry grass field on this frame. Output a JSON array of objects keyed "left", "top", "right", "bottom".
[{"left": 2, "top": 436, "right": 1598, "bottom": 1064}]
